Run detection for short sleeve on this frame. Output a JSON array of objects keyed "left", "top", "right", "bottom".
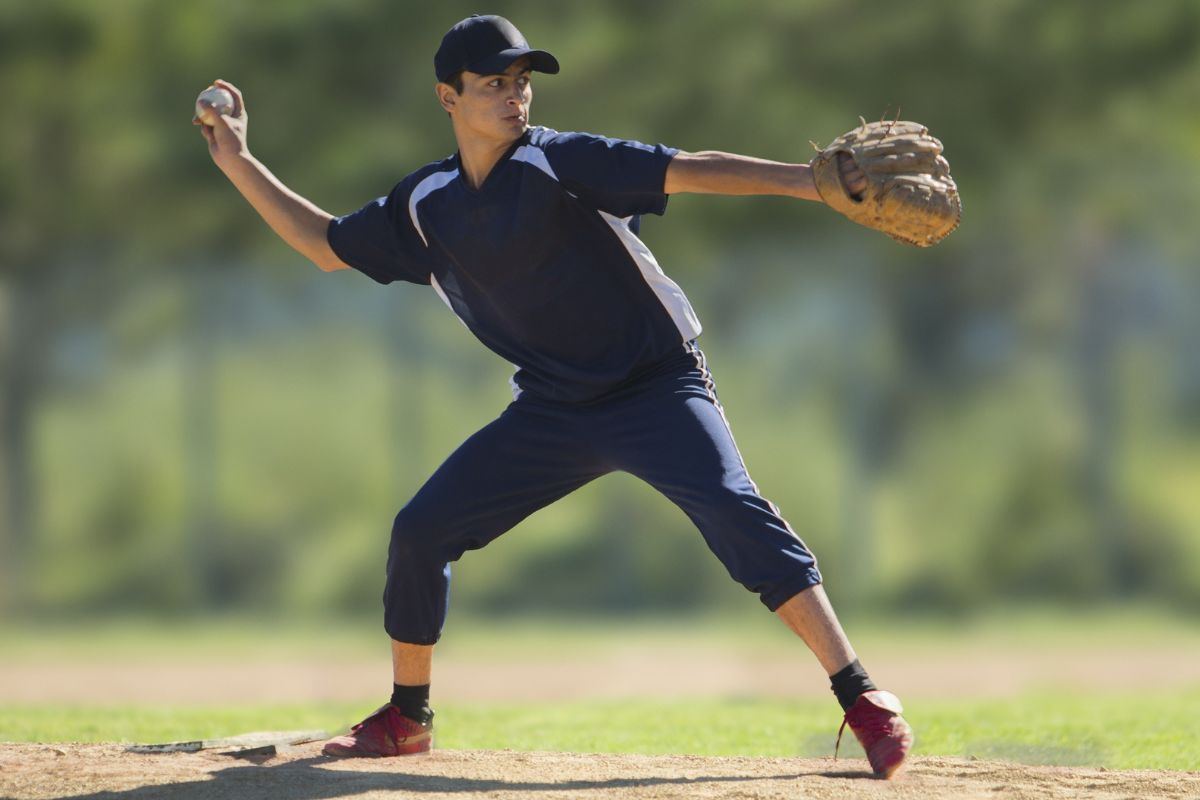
[
  {"left": 327, "top": 180, "right": 432, "bottom": 286},
  {"left": 537, "top": 130, "right": 679, "bottom": 218}
]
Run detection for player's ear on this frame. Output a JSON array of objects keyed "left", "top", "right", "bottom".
[{"left": 435, "top": 83, "right": 457, "bottom": 114}]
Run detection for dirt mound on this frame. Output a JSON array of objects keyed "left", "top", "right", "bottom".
[{"left": 1, "top": 743, "right": 1197, "bottom": 800}]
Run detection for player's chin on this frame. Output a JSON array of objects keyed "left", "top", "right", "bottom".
[
  {"left": 478, "top": 116, "right": 526, "bottom": 146},
  {"left": 501, "top": 114, "right": 528, "bottom": 131}
]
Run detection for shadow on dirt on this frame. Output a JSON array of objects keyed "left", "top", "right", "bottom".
[{"left": 55, "top": 755, "right": 876, "bottom": 799}]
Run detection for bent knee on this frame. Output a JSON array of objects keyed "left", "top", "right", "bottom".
[{"left": 389, "top": 503, "right": 447, "bottom": 564}]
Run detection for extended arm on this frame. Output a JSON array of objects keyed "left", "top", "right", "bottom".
[
  {"left": 195, "top": 80, "right": 348, "bottom": 273},
  {"left": 663, "top": 149, "right": 866, "bottom": 202}
]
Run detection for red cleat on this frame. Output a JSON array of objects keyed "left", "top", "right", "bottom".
[
  {"left": 322, "top": 704, "right": 433, "bottom": 758},
  {"left": 835, "top": 690, "right": 913, "bottom": 779}
]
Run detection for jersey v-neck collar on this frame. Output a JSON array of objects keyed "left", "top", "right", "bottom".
[{"left": 454, "top": 130, "right": 532, "bottom": 194}]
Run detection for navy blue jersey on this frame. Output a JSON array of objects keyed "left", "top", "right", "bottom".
[{"left": 327, "top": 126, "right": 703, "bottom": 402}]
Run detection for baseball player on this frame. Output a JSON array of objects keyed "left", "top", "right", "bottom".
[{"left": 196, "top": 14, "right": 915, "bottom": 778}]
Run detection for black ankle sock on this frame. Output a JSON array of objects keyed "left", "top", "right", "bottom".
[
  {"left": 830, "top": 659, "right": 877, "bottom": 712},
  {"left": 390, "top": 683, "right": 433, "bottom": 725}
]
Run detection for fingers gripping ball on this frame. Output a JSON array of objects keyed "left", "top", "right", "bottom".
[
  {"left": 810, "top": 118, "right": 961, "bottom": 247},
  {"left": 195, "top": 86, "right": 235, "bottom": 125}
]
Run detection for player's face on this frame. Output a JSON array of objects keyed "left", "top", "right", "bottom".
[{"left": 448, "top": 58, "right": 533, "bottom": 145}]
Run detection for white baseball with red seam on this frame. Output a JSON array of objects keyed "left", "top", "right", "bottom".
[{"left": 195, "top": 86, "right": 235, "bottom": 124}]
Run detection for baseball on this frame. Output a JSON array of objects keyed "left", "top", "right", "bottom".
[{"left": 195, "top": 86, "right": 235, "bottom": 124}]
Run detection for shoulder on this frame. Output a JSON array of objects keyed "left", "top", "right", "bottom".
[
  {"left": 529, "top": 126, "right": 675, "bottom": 161},
  {"left": 527, "top": 126, "right": 614, "bottom": 150},
  {"left": 394, "top": 154, "right": 460, "bottom": 200},
  {"left": 526, "top": 125, "right": 565, "bottom": 148},
  {"left": 525, "top": 127, "right": 631, "bottom": 176}
]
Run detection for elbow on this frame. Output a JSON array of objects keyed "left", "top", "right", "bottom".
[
  {"left": 663, "top": 150, "right": 696, "bottom": 195},
  {"left": 311, "top": 247, "right": 349, "bottom": 272},
  {"left": 315, "top": 255, "right": 348, "bottom": 273},
  {"left": 312, "top": 216, "right": 347, "bottom": 272},
  {"left": 311, "top": 237, "right": 349, "bottom": 272}
]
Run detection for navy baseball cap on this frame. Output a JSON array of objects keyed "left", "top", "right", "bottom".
[{"left": 434, "top": 15, "right": 560, "bottom": 83}]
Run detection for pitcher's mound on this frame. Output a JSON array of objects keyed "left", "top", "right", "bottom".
[{"left": 1, "top": 743, "right": 1197, "bottom": 800}]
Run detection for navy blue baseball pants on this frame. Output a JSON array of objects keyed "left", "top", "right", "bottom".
[{"left": 384, "top": 343, "right": 822, "bottom": 644}]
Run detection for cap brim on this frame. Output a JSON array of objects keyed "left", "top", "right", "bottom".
[{"left": 467, "top": 47, "right": 560, "bottom": 77}]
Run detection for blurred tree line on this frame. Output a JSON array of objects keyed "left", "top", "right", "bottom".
[{"left": 1, "top": 0, "right": 1198, "bottom": 621}]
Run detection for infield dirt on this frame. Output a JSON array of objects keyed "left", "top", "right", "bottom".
[{"left": 2, "top": 743, "right": 1199, "bottom": 800}]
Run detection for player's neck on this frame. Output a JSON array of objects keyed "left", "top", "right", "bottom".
[{"left": 454, "top": 128, "right": 524, "bottom": 191}]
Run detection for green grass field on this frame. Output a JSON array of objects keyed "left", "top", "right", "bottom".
[
  {"left": 2, "top": 609, "right": 1198, "bottom": 772},
  {"left": 1, "top": 691, "right": 1197, "bottom": 771}
]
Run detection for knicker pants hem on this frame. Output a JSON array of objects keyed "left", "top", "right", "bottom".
[
  {"left": 760, "top": 568, "right": 824, "bottom": 612},
  {"left": 383, "top": 625, "right": 441, "bottom": 647}
]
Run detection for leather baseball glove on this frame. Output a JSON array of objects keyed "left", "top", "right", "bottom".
[{"left": 810, "top": 118, "right": 961, "bottom": 247}]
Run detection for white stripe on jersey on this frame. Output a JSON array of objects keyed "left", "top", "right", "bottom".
[
  {"left": 511, "top": 145, "right": 560, "bottom": 182},
  {"left": 429, "top": 273, "right": 455, "bottom": 313},
  {"left": 599, "top": 211, "right": 703, "bottom": 342},
  {"left": 408, "top": 169, "right": 460, "bottom": 246},
  {"left": 434, "top": 256, "right": 522, "bottom": 400}
]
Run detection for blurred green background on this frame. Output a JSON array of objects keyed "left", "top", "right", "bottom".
[{"left": 2, "top": 0, "right": 1199, "bottom": 631}]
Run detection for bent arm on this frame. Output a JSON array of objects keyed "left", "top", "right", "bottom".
[
  {"left": 219, "top": 154, "right": 348, "bottom": 272},
  {"left": 664, "top": 150, "right": 821, "bottom": 202},
  {"left": 196, "top": 79, "right": 348, "bottom": 272}
]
